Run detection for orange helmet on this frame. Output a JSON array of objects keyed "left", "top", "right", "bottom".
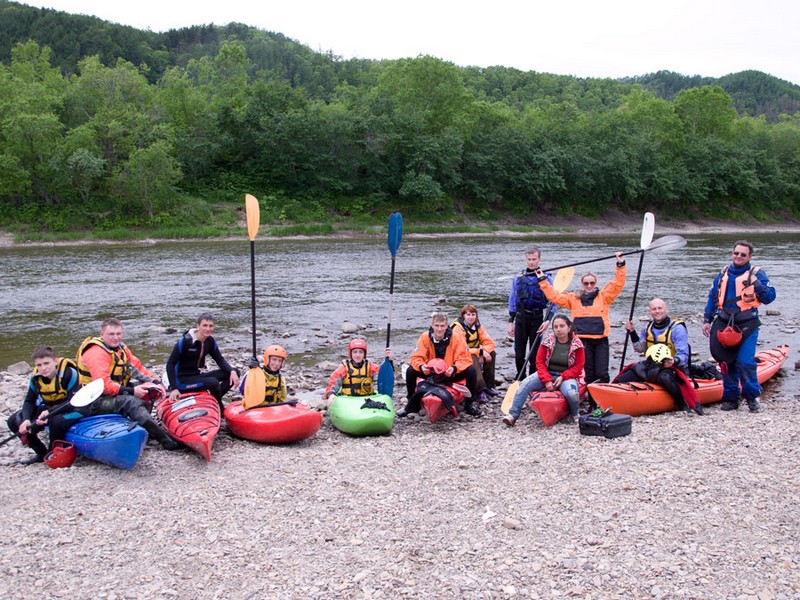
[
  {"left": 717, "top": 325, "right": 743, "bottom": 347},
  {"left": 44, "top": 440, "right": 77, "bottom": 469},
  {"left": 348, "top": 338, "right": 368, "bottom": 358},
  {"left": 427, "top": 358, "right": 449, "bottom": 375},
  {"left": 263, "top": 344, "right": 287, "bottom": 363}
]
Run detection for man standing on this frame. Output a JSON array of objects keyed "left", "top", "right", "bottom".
[
  {"left": 701, "top": 241, "right": 776, "bottom": 412},
  {"left": 398, "top": 312, "right": 481, "bottom": 417},
  {"left": 625, "top": 298, "right": 690, "bottom": 372},
  {"left": 508, "top": 245, "right": 552, "bottom": 378},
  {"left": 76, "top": 317, "right": 179, "bottom": 449}
]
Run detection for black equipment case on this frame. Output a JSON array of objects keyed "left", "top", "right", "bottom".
[{"left": 579, "top": 412, "right": 632, "bottom": 439}]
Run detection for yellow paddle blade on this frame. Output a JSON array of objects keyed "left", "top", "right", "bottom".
[
  {"left": 245, "top": 194, "right": 260, "bottom": 241},
  {"left": 553, "top": 266, "right": 575, "bottom": 292},
  {"left": 501, "top": 380, "right": 520, "bottom": 415},
  {"left": 242, "top": 367, "right": 266, "bottom": 410}
]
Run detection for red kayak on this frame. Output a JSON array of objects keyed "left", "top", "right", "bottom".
[
  {"left": 157, "top": 392, "right": 220, "bottom": 460},
  {"left": 528, "top": 391, "right": 569, "bottom": 427},
  {"left": 224, "top": 400, "right": 322, "bottom": 444},
  {"left": 421, "top": 382, "right": 466, "bottom": 423},
  {"left": 588, "top": 345, "right": 789, "bottom": 417}
]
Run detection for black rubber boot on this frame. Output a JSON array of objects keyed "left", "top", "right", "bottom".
[
  {"left": 464, "top": 400, "right": 482, "bottom": 417},
  {"left": 747, "top": 397, "right": 761, "bottom": 413},
  {"left": 720, "top": 400, "right": 739, "bottom": 411},
  {"left": 142, "top": 420, "right": 180, "bottom": 450}
]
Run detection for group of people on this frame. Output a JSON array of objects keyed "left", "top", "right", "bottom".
[{"left": 6, "top": 240, "right": 776, "bottom": 465}]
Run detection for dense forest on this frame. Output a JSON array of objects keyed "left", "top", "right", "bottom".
[{"left": 1, "top": 1, "right": 799, "bottom": 239}]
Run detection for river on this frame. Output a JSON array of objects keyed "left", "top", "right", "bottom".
[{"left": 0, "top": 232, "right": 797, "bottom": 397}]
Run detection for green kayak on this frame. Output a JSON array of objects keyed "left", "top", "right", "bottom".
[{"left": 329, "top": 393, "right": 395, "bottom": 436}]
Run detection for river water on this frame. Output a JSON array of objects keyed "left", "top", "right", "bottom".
[{"left": 1, "top": 233, "right": 798, "bottom": 396}]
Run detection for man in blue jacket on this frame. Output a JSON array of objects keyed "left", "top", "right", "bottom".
[{"left": 702, "top": 241, "right": 776, "bottom": 412}]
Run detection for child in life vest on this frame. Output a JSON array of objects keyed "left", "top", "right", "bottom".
[
  {"left": 240, "top": 345, "right": 289, "bottom": 409},
  {"left": 324, "top": 339, "right": 393, "bottom": 400}
]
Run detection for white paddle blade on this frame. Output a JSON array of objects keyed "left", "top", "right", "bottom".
[
  {"left": 72, "top": 378, "right": 105, "bottom": 407},
  {"left": 640, "top": 212, "right": 655, "bottom": 249}
]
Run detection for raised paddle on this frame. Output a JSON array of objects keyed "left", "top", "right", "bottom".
[
  {"left": 0, "top": 378, "right": 105, "bottom": 448},
  {"left": 242, "top": 194, "right": 267, "bottom": 410},
  {"left": 546, "top": 234, "right": 685, "bottom": 273},
  {"left": 618, "top": 213, "right": 656, "bottom": 371},
  {"left": 501, "top": 267, "right": 575, "bottom": 415},
  {"left": 377, "top": 211, "right": 403, "bottom": 397}
]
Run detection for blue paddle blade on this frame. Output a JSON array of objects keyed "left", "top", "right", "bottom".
[
  {"left": 387, "top": 212, "right": 403, "bottom": 257},
  {"left": 377, "top": 358, "right": 395, "bottom": 397}
]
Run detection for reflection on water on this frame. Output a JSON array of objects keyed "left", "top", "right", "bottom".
[{"left": 1, "top": 233, "right": 798, "bottom": 383}]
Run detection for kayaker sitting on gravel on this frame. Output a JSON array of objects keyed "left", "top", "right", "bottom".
[
  {"left": 324, "top": 338, "right": 392, "bottom": 400},
  {"left": 614, "top": 344, "right": 703, "bottom": 415},
  {"left": 398, "top": 312, "right": 481, "bottom": 418},
  {"left": 240, "top": 345, "right": 289, "bottom": 408},
  {"left": 508, "top": 244, "right": 552, "bottom": 378},
  {"left": 701, "top": 240, "right": 776, "bottom": 413},
  {"left": 535, "top": 253, "right": 626, "bottom": 384},
  {"left": 165, "top": 312, "right": 240, "bottom": 411},
  {"left": 624, "top": 298, "right": 691, "bottom": 373},
  {"left": 76, "top": 318, "right": 179, "bottom": 450},
  {"left": 451, "top": 304, "right": 499, "bottom": 402},
  {"left": 6, "top": 346, "right": 82, "bottom": 465},
  {"left": 503, "top": 314, "right": 585, "bottom": 427}
]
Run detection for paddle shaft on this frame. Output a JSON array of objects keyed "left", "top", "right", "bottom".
[
  {"left": 547, "top": 235, "right": 684, "bottom": 273},
  {"left": 385, "top": 254, "right": 397, "bottom": 349},
  {"left": 619, "top": 249, "right": 646, "bottom": 370},
  {"left": 515, "top": 304, "right": 556, "bottom": 380},
  {"left": 250, "top": 240, "right": 257, "bottom": 359}
]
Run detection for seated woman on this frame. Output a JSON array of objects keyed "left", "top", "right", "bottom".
[
  {"left": 451, "top": 304, "right": 498, "bottom": 401},
  {"left": 503, "top": 314, "right": 585, "bottom": 427}
]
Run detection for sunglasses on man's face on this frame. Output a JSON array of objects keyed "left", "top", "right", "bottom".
[{"left": 732, "top": 252, "right": 750, "bottom": 257}]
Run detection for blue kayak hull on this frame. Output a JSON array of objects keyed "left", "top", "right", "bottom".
[{"left": 65, "top": 415, "right": 148, "bottom": 470}]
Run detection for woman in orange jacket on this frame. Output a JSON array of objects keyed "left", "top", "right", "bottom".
[{"left": 535, "top": 252, "right": 626, "bottom": 383}]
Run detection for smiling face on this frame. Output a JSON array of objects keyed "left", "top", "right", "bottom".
[
  {"left": 581, "top": 274, "right": 597, "bottom": 293},
  {"left": 267, "top": 356, "right": 284, "bottom": 371},
  {"left": 732, "top": 244, "right": 752, "bottom": 268},
  {"left": 350, "top": 348, "right": 366, "bottom": 362},
  {"left": 526, "top": 252, "right": 541, "bottom": 270},
  {"left": 648, "top": 299, "right": 668, "bottom": 322},
  {"left": 463, "top": 311, "right": 478, "bottom": 326},
  {"left": 34, "top": 356, "right": 57, "bottom": 379},
  {"left": 196, "top": 319, "right": 215, "bottom": 341}
]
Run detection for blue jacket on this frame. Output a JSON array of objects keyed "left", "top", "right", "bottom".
[{"left": 509, "top": 270, "right": 552, "bottom": 320}]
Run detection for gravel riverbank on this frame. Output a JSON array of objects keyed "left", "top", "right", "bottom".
[{"left": 1, "top": 334, "right": 798, "bottom": 599}]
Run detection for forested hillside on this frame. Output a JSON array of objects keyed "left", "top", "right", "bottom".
[{"left": 1, "top": 1, "right": 799, "bottom": 239}]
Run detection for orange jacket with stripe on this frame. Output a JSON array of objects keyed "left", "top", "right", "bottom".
[{"left": 539, "top": 264, "right": 626, "bottom": 339}]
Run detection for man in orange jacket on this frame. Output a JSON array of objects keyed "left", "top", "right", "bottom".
[
  {"left": 398, "top": 312, "right": 481, "bottom": 417},
  {"left": 76, "top": 317, "right": 179, "bottom": 450}
]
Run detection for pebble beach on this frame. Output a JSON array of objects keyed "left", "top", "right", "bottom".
[{"left": 1, "top": 336, "right": 798, "bottom": 599}]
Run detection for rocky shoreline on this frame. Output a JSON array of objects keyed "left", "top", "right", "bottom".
[{"left": 1, "top": 314, "right": 798, "bottom": 598}]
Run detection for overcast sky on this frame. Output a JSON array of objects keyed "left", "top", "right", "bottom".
[{"left": 24, "top": 0, "right": 800, "bottom": 85}]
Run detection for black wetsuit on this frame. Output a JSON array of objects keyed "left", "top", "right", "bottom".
[{"left": 166, "top": 329, "right": 239, "bottom": 405}]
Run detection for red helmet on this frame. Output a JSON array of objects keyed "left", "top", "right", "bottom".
[
  {"left": 717, "top": 325, "right": 743, "bottom": 347},
  {"left": 427, "top": 358, "right": 449, "bottom": 375},
  {"left": 44, "top": 440, "right": 77, "bottom": 469},
  {"left": 348, "top": 338, "right": 368, "bottom": 358}
]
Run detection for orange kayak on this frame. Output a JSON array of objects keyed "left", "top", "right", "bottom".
[{"left": 588, "top": 345, "right": 788, "bottom": 416}]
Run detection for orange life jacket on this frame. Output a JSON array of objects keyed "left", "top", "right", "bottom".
[{"left": 717, "top": 266, "right": 762, "bottom": 312}]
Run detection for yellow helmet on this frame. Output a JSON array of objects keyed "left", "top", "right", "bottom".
[{"left": 645, "top": 343, "right": 672, "bottom": 364}]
